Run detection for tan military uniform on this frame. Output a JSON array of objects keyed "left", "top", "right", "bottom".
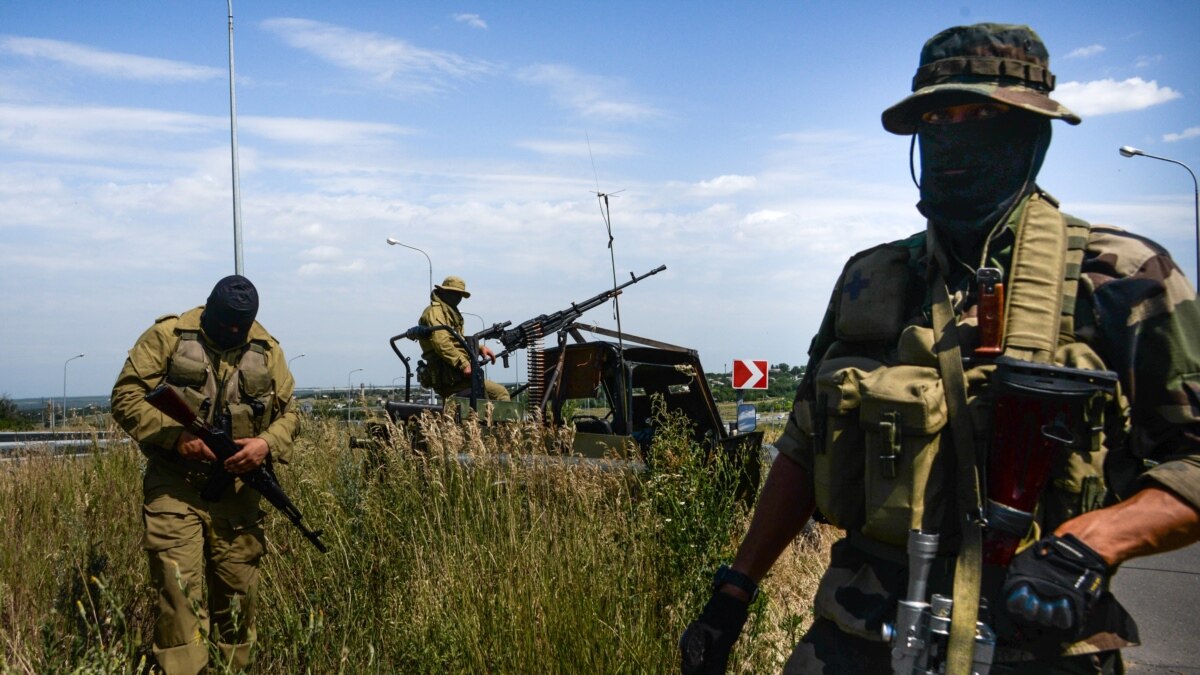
[
  {"left": 418, "top": 293, "right": 509, "bottom": 401},
  {"left": 111, "top": 306, "right": 298, "bottom": 675}
]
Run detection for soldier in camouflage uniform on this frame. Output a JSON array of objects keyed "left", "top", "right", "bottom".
[
  {"left": 111, "top": 275, "right": 299, "bottom": 675},
  {"left": 681, "top": 24, "right": 1200, "bottom": 675},
  {"left": 418, "top": 275, "right": 510, "bottom": 401}
]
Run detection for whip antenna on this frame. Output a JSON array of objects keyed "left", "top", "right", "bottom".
[{"left": 587, "top": 133, "right": 631, "bottom": 432}]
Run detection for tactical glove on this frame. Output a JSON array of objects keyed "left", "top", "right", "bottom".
[
  {"left": 1001, "top": 533, "right": 1110, "bottom": 643},
  {"left": 679, "top": 591, "right": 749, "bottom": 675}
]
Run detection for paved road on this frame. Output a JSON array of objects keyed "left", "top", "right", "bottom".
[{"left": 1114, "top": 543, "right": 1200, "bottom": 674}]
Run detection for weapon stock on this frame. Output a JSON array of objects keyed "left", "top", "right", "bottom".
[{"left": 144, "top": 384, "right": 328, "bottom": 553}]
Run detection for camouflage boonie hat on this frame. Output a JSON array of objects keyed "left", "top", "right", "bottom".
[
  {"left": 435, "top": 275, "right": 471, "bottom": 298},
  {"left": 882, "top": 23, "right": 1080, "bottom": 135}
]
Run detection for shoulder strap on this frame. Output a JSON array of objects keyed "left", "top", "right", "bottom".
[{"left": 1002, "top": 193, "right": 1067, "bottom": 363}]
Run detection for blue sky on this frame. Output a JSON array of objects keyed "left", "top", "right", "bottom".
[{"left": 2, "top": 1, "right": 1197, "bottom": 398}]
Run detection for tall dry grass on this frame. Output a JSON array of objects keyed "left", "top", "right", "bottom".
[{"left": 0, "top": 406, "right": 833, "bottom": 673}]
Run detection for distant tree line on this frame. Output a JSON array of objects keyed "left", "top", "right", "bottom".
[
  {"left": 705, "top": 364, "right": 805, "bottom": 409},
  {"left": 0, "top": 394, "right": 32, "bottom": 431}
]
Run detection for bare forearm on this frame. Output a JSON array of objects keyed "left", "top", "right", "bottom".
[
  {"left": 730, "top": 453, "right": 817, "bottom": 583},
  {"left": 1056, "top": 485, "right": 1200, "bottom": 566}
]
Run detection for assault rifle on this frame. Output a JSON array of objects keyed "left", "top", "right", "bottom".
[
  {"left": 477, "top": 264, "right": 667, "bottom": 367},
  {"left": 144, "top": 384, "right": 328, "bottom": 553}
]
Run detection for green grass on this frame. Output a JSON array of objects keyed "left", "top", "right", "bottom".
[{"left": 1, "top": 405, "right": 831, "bottom": 673}]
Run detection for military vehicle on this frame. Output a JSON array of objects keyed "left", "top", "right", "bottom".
[{"left": 374, "top": 266, "right": 764, "bottom": 500}]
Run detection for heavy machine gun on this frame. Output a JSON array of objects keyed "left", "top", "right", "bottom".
[{"left": 477, "top": 264, "right": 666, "bottom": 368}]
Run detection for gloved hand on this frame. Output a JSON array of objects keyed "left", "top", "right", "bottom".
[
  {"left": 679, "top": 591, "right": 749, "bottom": 675},
  {"left": 1001, "top": 533, "right": 1110, "bottom": 643}
]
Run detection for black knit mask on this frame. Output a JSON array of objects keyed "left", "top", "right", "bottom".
[
  {"left": 201, "top": 275, "right": 259, "bottom": 349},
  {"left": 917, "top": 113, "right": 1050, "bottom": 252}
]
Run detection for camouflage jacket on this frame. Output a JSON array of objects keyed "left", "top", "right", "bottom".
[
  {"left": 775, "top": 191, "right": 1200, "bottom": 655},
  {"left": 111, "top": 307, "right": 300, "bottom": 465},
  {"left": 418, "top": 293, "right": 470, "bottom": 387}
]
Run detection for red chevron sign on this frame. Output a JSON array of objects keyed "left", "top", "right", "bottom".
[{"left": 732, "top": 359, "right": 769, "bottom": 389}]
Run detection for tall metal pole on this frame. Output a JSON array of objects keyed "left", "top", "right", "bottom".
[
  {"left": 227, "top": 0, "right": 244, "bottom": 275},
  {"left": 347, "top": 368, "right": 362, "bottom": 425},
  {"left": 1120, "top": 146, "right": 1200, "bottom": 282},
  {"left": 59, "top": 354, "right": 84, "bottom": 431}
]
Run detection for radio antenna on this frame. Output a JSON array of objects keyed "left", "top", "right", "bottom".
[{"left": 587, "top": 132, "right": 631, "bottom": 432}]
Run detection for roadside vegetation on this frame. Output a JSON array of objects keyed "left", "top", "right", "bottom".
[{"left": 0, "top": 403, "right": 832, "bottom": 673}]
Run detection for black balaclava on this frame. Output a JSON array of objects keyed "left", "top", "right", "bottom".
[
  {"left": 916, "top": 111, "right": 1051, "bottom": 262},
  {"left": 437, "top": 289, "right": 463, "bottom": 309},
  {"left": 201, "top": 275, "right": 259, "bottom": 349}
]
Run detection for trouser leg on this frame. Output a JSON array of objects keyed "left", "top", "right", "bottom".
[
  {"left": 483, "top": 378, "right": 510, "bottom": 401},
  {"left": 207, "top": 514, "right": 265, "bottom": 671},
  {"left": 143, "top": 499, "right": 209, "bottom": 675}
]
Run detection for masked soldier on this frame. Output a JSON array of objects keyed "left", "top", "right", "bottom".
[
  {"left": 418, "top": 275, "right": 510, "bottom": 401},
  {"left": 681, "top": 23, "right": 1200, "bottom": 674},
  {"left": 111, "top": 275, "right": 299, "bottom": 675}
]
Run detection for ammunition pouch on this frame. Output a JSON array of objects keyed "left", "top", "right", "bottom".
[
  {"left": 809, "top": 357, "right": 952, "bottom": 546},
  {"left": 416, "top": 359, "right": 432, "bottom": 388}
]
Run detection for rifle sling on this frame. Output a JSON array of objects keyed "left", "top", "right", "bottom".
[{"left": 932, "top": 269, "right": 984, "bottom": 675}]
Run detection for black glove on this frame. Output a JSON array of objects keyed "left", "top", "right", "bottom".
[
  {"left": 1001, "top": 533, "right": 1110, "bottom": 643},
  {"left": 679, "top": 591, "right": 749, "bottom": 675}
]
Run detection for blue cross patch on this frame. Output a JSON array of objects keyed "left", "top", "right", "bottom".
[{"left": 844, "top": 269, "right": 871, "bottom": 301}]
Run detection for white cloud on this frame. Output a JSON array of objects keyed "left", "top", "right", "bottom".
[
  {"left": 517, "top": 64, "right": 664, "bottom": 122},
  {"left": 1055, "top": 78, "right": 1181, "bottom": 117},
  {"left": 745, "top": 209, "right": 787, "bottom": 225},
  {"left": 239, "top": 116, "right": 413, "bottom": 145},
  {"left": 690, "top": 175, "right": 757, "bottom": 197},
  {"left": 1065, "top": 44, "right": 1106, "bottom": 59},
  {"left": 0, "top": 35, "right": 222, "bottom": 82},
  {"left": 261, "top": 18, "right": 494, "bottom": 92},
  {"left": 453, "top": 13, "right": 488, "bottom": 29},
  {"left": 1135, "top": 54, "right": 1163, "bottom": 68},
  {"left": 514, "top": 137, "right": 637, "bottom": 158},
  {"left": 1164, "top": 126, "right": 1200, "bottom": 143}
]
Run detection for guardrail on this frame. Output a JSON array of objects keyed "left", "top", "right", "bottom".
[{"left": 0, "top": 431, "right": 125, "bottom": 453}]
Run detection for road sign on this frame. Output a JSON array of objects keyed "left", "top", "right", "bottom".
[{"left": 732, "top": 359, "right": 768, "bottom": 389}]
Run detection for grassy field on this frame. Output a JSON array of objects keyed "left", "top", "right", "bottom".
[{"left": 0, "top": 406, "right": 832, "bottom": 673}]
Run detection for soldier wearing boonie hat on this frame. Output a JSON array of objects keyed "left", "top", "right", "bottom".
[
  {"left": 418, "top": 275, "right": 510, "bottom": 401},
  {"left": 681, "top": 22, "right": 1200, "bottom": 675},
  {"left": 881, "top": 23, "right": 1079, "bottom": 134}
]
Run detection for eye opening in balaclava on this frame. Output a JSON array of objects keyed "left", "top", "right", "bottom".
[
  {"left": 201, "top": 275, "right": 259, "bottom": 349},
  {"left": 912, "top": 104, "right": 1052, "bottom": 267}
]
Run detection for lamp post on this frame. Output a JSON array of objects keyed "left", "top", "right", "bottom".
[
  {"left": 386, "top": 238, "right": 433, "bottom": 293},
  {"left": 288, "top": 353, "right": 306, "bottom": 367},
  {"left": 347, "top": 368, "right": 362, "bottom": 424},
  {"left": 59, "top": 353, "right": 84, "bottom": 431},
  {"left": 1120, "top": 146, "right": 1200, "bottom": 282}
]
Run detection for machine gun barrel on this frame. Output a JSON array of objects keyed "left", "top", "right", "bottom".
[{"left": 491, "top": 264, "right": 666, "bottom": 362}]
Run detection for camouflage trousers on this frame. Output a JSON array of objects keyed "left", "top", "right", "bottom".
[
  {"left": 142, "top": 460, "right": 265, "bottom": 675},
  {"left": 783, "top": 536, "right": 1125, "bottom": 675},
  {"left": 782, "top": 617, "right": 1124, "bottom": 674}
]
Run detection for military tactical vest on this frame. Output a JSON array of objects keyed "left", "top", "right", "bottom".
[
  {"left": 165, "top": 327, "right": 277, "bottom": 440},
  {"left": 798, "top": 193, "right": 1121, "bottom": 549}
]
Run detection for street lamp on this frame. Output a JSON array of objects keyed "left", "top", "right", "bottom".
[
  {"left": 58, "top": 353, "right": 84, "bottom": 431},
  {"left": 1119, "top": 146, "right": 1200, "bottom": 282},
  {"left": 347, "top": 368, "right": 362, "bottom": 424},
  {"left": 288, "top": 353, "right": 306, "bottom": 367},
  {"left": 386, "top": 238, "right": 433, "bottom": 294},
  {"left": 462, "top": 312, "right": 486, "bottom": 334}
]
